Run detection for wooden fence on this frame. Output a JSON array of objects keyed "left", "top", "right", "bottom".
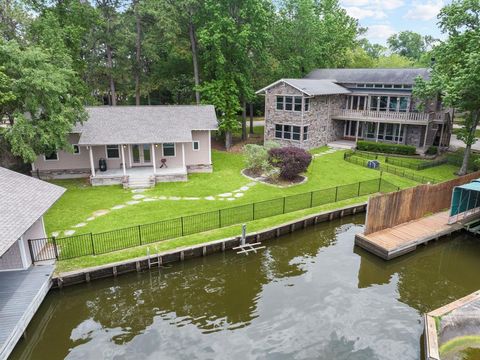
[{"left": 364, "top": 171, "right": 480, "bottom": 235}]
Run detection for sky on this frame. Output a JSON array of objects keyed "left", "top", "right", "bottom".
[{"left": 340, "top": 0, "right": 448, "bottom": 45}]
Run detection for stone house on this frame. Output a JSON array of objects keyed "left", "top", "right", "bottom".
[
  {"left": 32, "top": 105, "right": 218, "bottom": 188},
  {"left": 256, "top": 68, "right": 452, "bottom": 150}
]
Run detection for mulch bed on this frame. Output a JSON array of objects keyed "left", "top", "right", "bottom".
[{"left": 242, "top": 168, "right": 306, "bottom": 187}]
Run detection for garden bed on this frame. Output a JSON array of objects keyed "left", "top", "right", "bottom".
[{"left": 242, "top": 168, "right": 307, "bottom": 187}]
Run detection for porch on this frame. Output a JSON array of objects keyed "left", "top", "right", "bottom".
[{"left": 91, "top": 166, "right": 188, "bottom": 188}]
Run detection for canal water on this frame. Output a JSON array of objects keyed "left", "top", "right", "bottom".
[{"left": 10, "top": 215, "right": 480, "bottom": 360}]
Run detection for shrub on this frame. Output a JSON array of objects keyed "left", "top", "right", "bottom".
[
  {"left": 268, "top": 146, "right": 312, "bottom": 180},
  {"left": 243, "top": 141, "right": 279, "bottom": 175},
  {"left": 425, "top": 146, "right": 438, "bottom": 155},
  {"left": 356, "top": 140, "right": 416, "bottom": 155}
]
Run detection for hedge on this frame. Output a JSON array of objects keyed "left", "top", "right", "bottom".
[{"left": 356, "top": 140, "right": 416, "bottom": 155}]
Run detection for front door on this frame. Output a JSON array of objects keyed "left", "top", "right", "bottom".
[{"left": 132, "top": 144, "right": 151, "bottom": 166}]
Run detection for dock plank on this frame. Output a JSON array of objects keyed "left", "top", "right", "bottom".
[
  {"left": 355, "top": 211, "right": 463, "bottom": 260},
  {"left": 0, "top": 265, "right": 54, "bottom": 360}
]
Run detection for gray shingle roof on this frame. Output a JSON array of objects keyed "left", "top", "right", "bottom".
[
  {"left": 76, "top": 105, "right": 218, "bottom": 145},
  {"left": 0, "top": 168, "right": 65, "bottom": 257},
  {"left": 305, "top": 68, "right": 430, "bottom": 85},
  {"left": 256, "top": 79, "right": 351, "bottom": 96}
]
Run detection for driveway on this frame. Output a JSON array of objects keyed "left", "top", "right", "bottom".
[{"left": 449, "top": 134, "right": 480, "bottom": 152}]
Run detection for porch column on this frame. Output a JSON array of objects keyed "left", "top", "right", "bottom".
[
  {"left": 182, "top": 143, "right": 186, "bottom": 169},
  {"left": 208, "top": 130, "right": 212, "bottom": 164},
  {"left": 439, "top": 123, "right": 445, "bottom": 149},
  {"left": 88, "top": 146, "right": 95, "bottom": 177},
  {"left": 355, "top": 121, "right": 359, "bottom": 142},
  {"left": 423, "top": 124, "right": 429, "bottom": 147},
  {"left": 121, "top": 144, "right": 126, "bottom": 176},
  {"left": 151, "top": 143, "right": 157, "bottom": 174},
  {"left": 375, "top": 122, "right": 380, "bottom": 143},
  {"left": 397, "top": 123, "right": 402, "bottom": 144}
]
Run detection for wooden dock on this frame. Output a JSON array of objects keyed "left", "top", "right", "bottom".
[
  {"left": 0, "top": 265, "right": 54, "bottom": 360},
  {"left": 355, "top": 211, "right": 464, "bottom": 260}
]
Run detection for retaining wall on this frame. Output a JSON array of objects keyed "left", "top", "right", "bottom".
[{"left": 53, "top": 203, "right": 367, "bottom": 288}]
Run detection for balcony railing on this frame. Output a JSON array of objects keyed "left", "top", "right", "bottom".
[{"left": 330, "top": 109, "right": 442, "bottom": 123}]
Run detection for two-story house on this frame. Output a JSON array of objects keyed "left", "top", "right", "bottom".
[{"left": 256, "top": 68, "right": 452, "bottom": 151}]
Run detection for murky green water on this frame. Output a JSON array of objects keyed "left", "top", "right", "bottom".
[{"left": 10, "top": 215, "right": 480, "bottom": 360}]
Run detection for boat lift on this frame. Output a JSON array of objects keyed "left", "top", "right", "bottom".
[{"left": 233, "top": 224, "right": 265, "bottom": 255}]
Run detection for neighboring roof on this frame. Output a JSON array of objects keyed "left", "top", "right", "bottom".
[
  {"left": 0, "top": 167, "right": 65, "bottom": 257},
  {"left": 256, "top": 79, "right": 351, "bottom": 96},
  {"left": 76, "top": 105, "right": 218, "bottom": 145},
  {"left": 456, "top": 179, "right": 480, "bottom": 192},
  {"left": 305, "top": 68, "right": 430, "bottom": 85}
]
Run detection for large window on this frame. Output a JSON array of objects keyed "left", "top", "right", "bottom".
[
  {"left": 347, "top": 95, "right": 367, "bottom": 110},
  {"left": 368, "top": 95, "right": 410, "bottom": 112},
  {"left": 275, "top": 124, "right": 301, "bottom": 141},
  {"left": 44, "top": 151, "right": 58, "bottom": 161},
  {"left": 303, "top": 126, "right": 308, "bottom": 141},
  {"left": 162, "top": 143, "right": 175, "bottom": 157},
  {"left": 106, "top": 145, "right": 120, "bottom": 159},
  {"left": 275, "top": 96, "right": 307, "bottom": 112}
]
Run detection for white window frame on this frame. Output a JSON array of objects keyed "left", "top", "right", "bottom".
[
  {"left": 303, "top": 126, "right": 308, "bottom": 141},
  {"left": 105, "top": 144, "right": 120, "bottom": 159},
  {"left": 192, "top": 141, "right": 200, "bottom": 151},
  {"left": 274, "top": 124, "right": 301, "bottom": 142},
  {"left": 275, "top": 95, "right": 303, "bottom": 112},
  {"left": 162, "top": 143, "right": 176, "bottom": 157},
  {"left": 73, "top": 144, "right": 81, "bottom": 155},
  {"left": 44, "top": 151, "right": 59, "bottom": 161}
]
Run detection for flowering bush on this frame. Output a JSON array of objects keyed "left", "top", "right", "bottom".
[{"left": 268, "top": 146, "right": 312, "bottom": 180}]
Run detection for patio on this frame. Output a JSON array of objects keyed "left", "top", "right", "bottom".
[{"left": 91, "top": 166, "right": 188, "bottom": 187}]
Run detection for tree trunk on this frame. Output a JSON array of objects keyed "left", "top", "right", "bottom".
[
  {"left": 249, "top": 103, "right": 254, "bottom": 134},
  {"left": 106, "top": 44, "right": 116, "bottom": 106},
  {"left": 147, "top": 92, "right": 151, "bottom": 105},
  {"left": 459, "top": 111, "right": 479, "bottom": 176},
  {"left": 225, "top": 131, "right": 232, "bottom": 150},
  {"left": 188, "top": 19, "right": 200, "bottom": 104},
  {"left": 134, "top": 1, "right": 141, "bottom": 106},
  {"left": 242, "top": 99, "right": 247, "bottom": 140}
]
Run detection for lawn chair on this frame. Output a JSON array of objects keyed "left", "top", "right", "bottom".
[{"left": 160, "top": 158, "right": 168, "bottom": 168}]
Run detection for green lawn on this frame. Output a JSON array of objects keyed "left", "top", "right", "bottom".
[{"left": 45, "top": 147, "right": 462, "bottom": 272}]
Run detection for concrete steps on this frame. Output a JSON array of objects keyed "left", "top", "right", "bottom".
[{"left": 125, "top": 176, "right": 155, "bottom": 189}]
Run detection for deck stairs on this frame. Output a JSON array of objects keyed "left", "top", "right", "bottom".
[{"left": 125, "top": 174, "right": 155, "bottom": 189}]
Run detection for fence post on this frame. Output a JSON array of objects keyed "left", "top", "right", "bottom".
[
  {"left": 253, "top": 203, "right": 256, "bottom": 220},
  {"left": 28, "top": 240, "right": 35, "bottom": 263},
  {"left": 138, "top": 225, "right": 142, "bottom": 245},
  {"left": 357, "top": 181, "right": 361, "bottom": 196},
  {"left": 90, "top": 233, "right": 95, "bottom": 255},
  {"left": 283, "top": 197, "right": 286, "bottom": 213},
  {"left": 52, "top": 236, "right": 59, "bottom": 260},
  {"left": 218, "top": 209, "right": 222, "bottom": 228},
  {"left": 378, "top": 177, "right": 381, "bottom": 192},
  {"left": 310, "top": 191, "right": 313, "bottom": 208},
  {"left": 335, "top": 186, "right": 338, "bottom": 202},
  {"left": 181, "top": 217, "right": 184, "bottom": 236}
]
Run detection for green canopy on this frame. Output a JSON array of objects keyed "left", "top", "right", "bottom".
[{"left": 450, "top": 179, "right": 480, "bottom": 219}]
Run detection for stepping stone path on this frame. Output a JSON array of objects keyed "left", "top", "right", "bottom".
[
  {"left": 93, "top": 209, "right": 110, "bottom": 217},
  {"left": 51, "top": 232, "right": 59, "bottom": 237},
  {"left": 313, "top": 148, "right": 338, "bottom": 158},
  {"left": 56, "top": 181, "right": 259, "bottom": 236}
]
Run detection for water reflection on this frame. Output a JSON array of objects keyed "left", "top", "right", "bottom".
[{"left": 10, "top": 215, "right": 480, "bottom": 360}]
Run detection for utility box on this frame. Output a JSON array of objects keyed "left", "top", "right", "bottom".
[
  {"left": 99, "top": 158, "right": 107, "bottom": 172},
  {"left": 367, "top": 160, "right": 380, "bottom": 169}
]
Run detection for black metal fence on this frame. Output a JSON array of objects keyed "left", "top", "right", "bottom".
[
  {"left": 28, "top": 177, "right": 399, "bottom": 263},
  {"left": 344, "top": 152, "right": 437, "bottom": 184},
  {"left": 385, "top": 156, "right": 447, "bottom": 170}
]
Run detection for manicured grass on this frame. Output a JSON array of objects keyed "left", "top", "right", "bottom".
[
  {"left": 55, "top": 196, "right": 370, "bottom": 273},
  {"left": 45, "top": 149, "right": 419, "bottom": 237}
]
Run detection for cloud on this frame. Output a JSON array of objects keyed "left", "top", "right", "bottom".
[
  {"left": 405, "top": 1, "right": 443, "bottom": 20},
  {"left": 344, "top": 6, "right": 387, "bottom": 19},
  {"left": 341, "top": 0, "right": 370, "bottom": 5},
  {"left": 366, "top": 24, "right": 396, "bottom": 41},
  {"left": 341, "top": 0, "right": 404, "bottom": 10}
]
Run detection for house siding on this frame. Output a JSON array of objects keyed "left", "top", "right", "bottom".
[
  {"left": 0, "top": 241, "right": 23, "bottom": 271},
  {"left": 264, "top": 82, "right": 344, "bottom": 149}
]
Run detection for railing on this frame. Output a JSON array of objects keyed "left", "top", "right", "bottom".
[
  {"left": 331, "top": 109, "right": 438, "bottom": 122},
  {"left": 344, "top": 152, "right": 437, "bottom": 184},
  {"left": 384, "top": 156, "right": 448, "bottom": 170},
  {"left": 28, "top": 177, "right": 399, "bottom": 262}
]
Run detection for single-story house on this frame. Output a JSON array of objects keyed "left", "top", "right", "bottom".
[
  {"left": 32, "top": 105, "right": 218, "bottom": 187},
  {"left": 0, "top": 167, "right": 65, "bottom": 271}
]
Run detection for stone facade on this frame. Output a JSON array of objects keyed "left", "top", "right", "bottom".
[
  {"left": 264, "top": 82, "right": 345, "bottom": 149},
  {"left": 405, "top": 125, "right": 425, "bottom": 147}
]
